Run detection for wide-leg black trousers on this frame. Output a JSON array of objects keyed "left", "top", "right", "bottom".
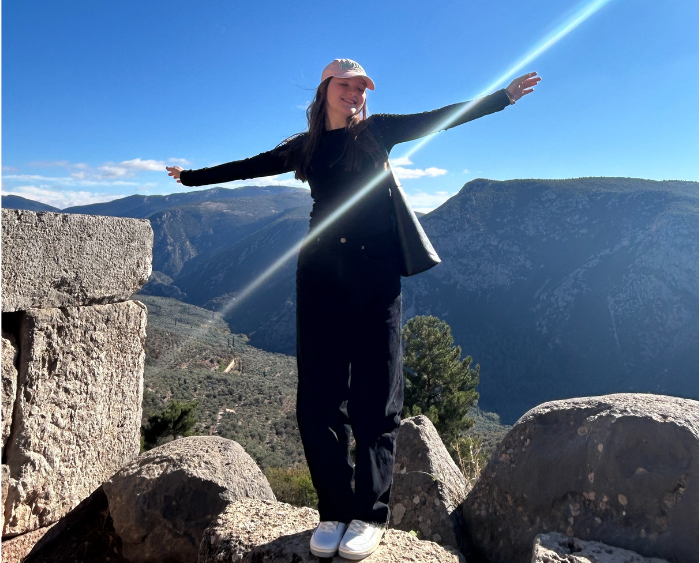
[{"left": 295, "top": 232, "right": 403, "bottom": 525}]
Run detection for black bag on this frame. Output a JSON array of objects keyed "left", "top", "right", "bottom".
[{"left": 367, "top": 120, "right": 441, "bottom": 277}]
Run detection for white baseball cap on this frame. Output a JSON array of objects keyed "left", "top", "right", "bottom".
[{"left": 320, "top": 59, "right": 375, "bottom": 90}]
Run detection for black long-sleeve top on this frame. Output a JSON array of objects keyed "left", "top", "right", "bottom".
[{"left": 180, "top": 89, "right": 511, "bottom": 237}]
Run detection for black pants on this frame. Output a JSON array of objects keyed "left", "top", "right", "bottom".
[{"left": 295, "top": 232, "right": 403, "bottom": 524}]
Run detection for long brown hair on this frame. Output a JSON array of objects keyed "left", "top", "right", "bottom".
[{"left": 279, "top": 77, "right": 384, "bottom": 182}]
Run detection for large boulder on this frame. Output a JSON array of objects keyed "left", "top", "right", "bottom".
[
  {"left": 462, "top": 394, "right": 698, "bottom": 563},
  {"left": 532, "top": 532, "right": 670, "bottom": 563},
  {"left": 103, "top": 436, "right": 275, "bottom": 563},
  {"left": 198, "top": 498, "right": 465, "bottom": 563},
  {"left": 390, "top": 415, "right": 469, "bottom": 551},
  {"left": 1, "top": 209, "right": 152, "bottom": 312},
  {"left": 3, "top": 301, "right": 147, "bottom": 536},
  {"left": 2, "top": 333, "right": 18, "bottom": 448}
]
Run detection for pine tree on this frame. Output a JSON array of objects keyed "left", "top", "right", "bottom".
[
  {"left": 402, "top": 315, "right": 480, "bottom": 450},
  {"left": 142, "top": 399, "right": 199, "bottom": 451}
]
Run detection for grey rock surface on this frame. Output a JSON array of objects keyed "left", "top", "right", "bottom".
[
  {"left": 532, "top": 532, "right": 670, "bottom": 563},
  {"left": 1, "top": 209, "right": 153, "bottom": 312},
  {"left": 2, "top": 333, "right": 18, "bottom": 447},
  {"left": 3, "top": 301, "right": 146, "bottom": 536},
  {"left": 391, "top": 415, "right": 469, "bottom": 551},
  {"left": 199, "top": 498, "right": 465, "bottom": 563},
  {"left": 103, "top": 436, "right": 275, "bottom": 563},
  {"left": 462, "top": 394, "right": 699, "bottom": 563},
  {"left": 0, "top": 524, "right": 55, "bottom": 563}
]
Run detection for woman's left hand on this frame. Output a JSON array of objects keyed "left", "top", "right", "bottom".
[{"left": 506, "top": 72, "right": 541, "bottom": 102}]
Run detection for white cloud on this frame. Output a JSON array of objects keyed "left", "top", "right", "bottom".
[
  {"left": 98, "top": 159, "right": 166, "bottom": 177},
  {"left": 393, "top": 166, "right": 448, "bottom": 179},
  {"left": 463, "top": 168, "right": 469, "bottom": 174},
  {"left": 168, "top": 158, "right": 191, "bottom": 165},
  {"left": 98, "top": 165, "right": 130, "bottom": 178},
  {"left": 226, "top": 174, "right": 307, "bottom": 189},
  {"left": 2, "top": 166, "right": 18, "bottom": 173},
  {"left": 2, "top": 186, "right": 128, "bottom": 209},
  {"left": 405, "top": 190, "right": 456, "bottom": 213},
  {"left": 118, "top": 158, "right": 167, "bottom": 171},
  {"left": 390, "top": 156, "right": 413, "bottom": 167}
]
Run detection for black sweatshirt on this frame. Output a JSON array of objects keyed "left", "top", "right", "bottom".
[{"left": 180, "top": 89, "right": 511, "bottom": 238}]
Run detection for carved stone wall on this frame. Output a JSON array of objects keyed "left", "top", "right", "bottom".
[{"left": 1, "top": 209, "right": 153, "bottom": 539}]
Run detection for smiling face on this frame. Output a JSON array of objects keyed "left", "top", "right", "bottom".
[{"left": 325, "top": 76, "right": 367, "bottom": 129}]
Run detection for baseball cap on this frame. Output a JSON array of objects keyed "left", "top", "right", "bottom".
[{"left": 320, "top": 59, "right": 375, "bottom": 90}]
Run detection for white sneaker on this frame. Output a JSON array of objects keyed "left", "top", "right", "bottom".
[
  {"left": 310, "top": 521, "right": 348, "bottom": 558},
  {"left": 338, "top": 519, "right": 386, "bottom": 560}
]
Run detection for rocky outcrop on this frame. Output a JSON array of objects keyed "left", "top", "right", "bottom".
[
  {"left": 2, "top": 333, "right": 18, "bottom": 447},
  {"left": 1, "top": 209, "right": 152, "bottom": 312},
  {"left": 532, "top": 532, "right": 670, "bottom": 563},
  {"left": 462, "top": 394, "right": 698, "bottom": 563},
  {"left": 199, "top": 498, "right": 465, "bottom": 563},
  {"left": 391, "top": 415, "right": 468, "bottom": 551},
  {"left": 3, "top": 301, "right": 147, "bottom": 536},
  {"left": 103, "top": 436, "right": 275, "bottom": 563}
]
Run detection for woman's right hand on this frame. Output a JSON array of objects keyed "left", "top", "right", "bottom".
[{"left": 166, "top": 166, "right": 184, "bottom": 183}]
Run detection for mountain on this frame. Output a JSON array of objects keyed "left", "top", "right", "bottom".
[
  {"left": 401, "top": 177, "right": 698, "bottom": 421},
  {"left": 170, "top": 177, "right": 698, "bottom": 422},
  {"left": 1, "top": 195, "right": 60, "bottom": 212},
  {"left": 173, "top": 205, "right": 310, "bottom": 352},
  {"left": 61, "top": 185, "right": 309, "bottom": 218},
  {"left": 146, "top": 193, "right": 311, "bottom": 277}
]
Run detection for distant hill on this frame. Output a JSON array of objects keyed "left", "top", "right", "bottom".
[
  {"left": 173, "top": 205, "right": 310, "bottom": 352},
  {"left": 1, "top": 195, "right": 60, "bottom": 212},
  {"left": 146, "top": 193, "right": 311, "bottom": 277},
  {"left": 61, "top": 185, "right": 309, "bottom": 219},
  {"left": 402, "top": 177, "right": 698, "bottom": 421}
]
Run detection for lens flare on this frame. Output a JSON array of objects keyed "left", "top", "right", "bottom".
[{"left": 150, "top": 0, "right": 613, "bottom": 372}]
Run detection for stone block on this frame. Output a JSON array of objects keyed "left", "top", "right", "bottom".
[
  {"left": 462, "top": 394, "right": 698, "bottom": 563},
  {"left": 104, "top": 436, "right": 275, "bottom": 563},
  {"left": 1, "top": 209, "right": 152, "bottom": 312},
  {"left": 2, "top": 301, "right": 146, "bottom": 536}
]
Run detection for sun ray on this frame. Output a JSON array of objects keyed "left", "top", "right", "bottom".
[{"left": 149, "top": 0, "right": 613, "bottom": 374}]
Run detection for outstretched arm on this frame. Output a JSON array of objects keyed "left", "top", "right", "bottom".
[
  {"left": 167, "top": 144, "right": 297, "bottom": 187},
  {"left": 373, "top": 72, "right": 540, "bottom": 151}
]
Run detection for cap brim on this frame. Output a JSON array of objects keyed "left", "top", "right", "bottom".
[{"left": 330, "top": 71, "right": 375, "bottom": 90}]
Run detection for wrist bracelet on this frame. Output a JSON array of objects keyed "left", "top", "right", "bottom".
[{"left": 505, "top": 90, "right": 515, "bottom": 105}]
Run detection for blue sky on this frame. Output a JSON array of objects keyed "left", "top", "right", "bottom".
[{"left": 2, "top": 0, "right": 698, "bottom": 211}]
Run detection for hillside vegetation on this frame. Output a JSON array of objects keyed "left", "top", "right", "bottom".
[
  {"left": 139, "top": 294, "right": 511, "bottom": 469},
  {"left": 139, "top": 295, "right": 304, "bottom": 468}
]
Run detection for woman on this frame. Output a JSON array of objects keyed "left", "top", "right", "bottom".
[{"left": 167, "top": 58, "right": 539, "bottom": 560}]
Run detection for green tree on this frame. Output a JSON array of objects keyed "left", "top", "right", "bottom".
[
  {"left": 142, "top": 399, "right": 199, "bottom": 451},
  {"left": 402, "top": 315, "right": 480, "bottom": 451},
  {"left": 263, "top": 465, "right": 318, "bottom": 509}
]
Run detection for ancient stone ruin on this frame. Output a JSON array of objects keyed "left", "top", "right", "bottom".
[
  {"left": 1, "top": 209, "right": 152, "bottom": 540},
  {"left": 1, "top": 208, "right": 698, "bottom": 563}
]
